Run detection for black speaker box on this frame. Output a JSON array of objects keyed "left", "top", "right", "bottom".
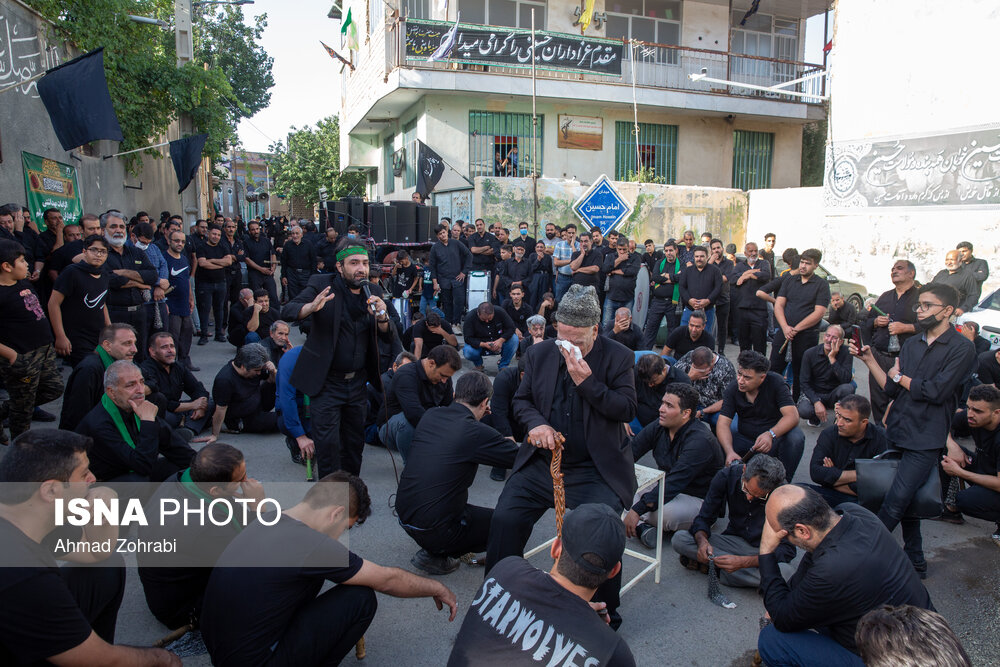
[
  {"left": 342, "top": 196, "right": 364, "bottom": 227},
  {"left": 387, "top": 201, "right": 419, "bottom": 242},
  {"left": 416, "top": 205, "right": 439, "bottom": 242},
  {"left": 370, "top": 205, "right": 399, "bottom": 243},
  {"left": 331, "top": 201, "right": 349, "bottom": 235}
]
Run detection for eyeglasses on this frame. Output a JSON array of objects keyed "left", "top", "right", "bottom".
[
  {"left": 741, "top": 478, "right": 770, "bottom": 501},
  {"left": 86, "top": 247, "right": 108, "bottom": 256},
  {"left": 913, "top": 301, "right": 945, "bottom": 312}
]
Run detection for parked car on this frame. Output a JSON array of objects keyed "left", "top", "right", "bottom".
[
  {"left": 772, "top": 258, "right": 868, "bottom": 313},
  {"left": 957, "top": 287, "right": 1000, "bottom": 350}
]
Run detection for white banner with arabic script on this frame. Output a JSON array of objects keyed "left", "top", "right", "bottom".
[{"left": 824, "top": 125, "right": 1000, "bottom": 210}]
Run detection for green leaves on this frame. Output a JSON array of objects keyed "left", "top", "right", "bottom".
[
  {"left": 268, "top": 116, "right": 366, "bottom": 210},
  {"left": 26, "top": 0, "right": 273, "bottom": 173}
]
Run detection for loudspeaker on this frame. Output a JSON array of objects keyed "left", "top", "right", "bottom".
[
  {"left": 343, "top": 196, "right": 364, "bottom": 227},
  {"left": 331, "top": 201, "right": 349, "bottom": 235},
  {"left": 388, "top": 201, "right": 419, "bottom": 242},
  {"left": 416, "top": 205, "right": 439, "bottom": 242},
  {"left": 369, "top": 205, "right": 399, "bottom": 243}
]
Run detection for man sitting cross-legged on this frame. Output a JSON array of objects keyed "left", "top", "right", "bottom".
[{"left": 808, "top": 394, "right": 888, "bottom": 508}]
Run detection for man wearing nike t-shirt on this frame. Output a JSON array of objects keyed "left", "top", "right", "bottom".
[
  {"left": 49, "top": 235, "right": 112, "bottom": 368},
  {"left": 164, "top": 230, "right": 197, "bottom": 370}
]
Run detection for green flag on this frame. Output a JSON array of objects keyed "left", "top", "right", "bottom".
[{"left": 341, "top": 8, "right": 359, "bottom": 52}]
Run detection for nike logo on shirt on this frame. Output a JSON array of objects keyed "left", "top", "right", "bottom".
[
  {"left": 84, "top": 290, "right": 108, "bottom": 309},
  {"left": 170, "top": 266, "right": 189, "bottom": 277}
]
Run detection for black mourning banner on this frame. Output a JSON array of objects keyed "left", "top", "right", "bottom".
[
  {"left": 416, "top": 141, "right": 445, "bottom": 195},
  {"left": 405, "top": 20, "right": 623, "bottom": 76},
  {"left": 169, "top": 134, "right": 209, "bottom": 194},
  {"left": 37, "top": 48, "right": 124, "bottom": 151}
]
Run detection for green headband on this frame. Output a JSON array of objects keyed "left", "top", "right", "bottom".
[{"left": 336, "top": 245, "right": 368, "bottom": 262}]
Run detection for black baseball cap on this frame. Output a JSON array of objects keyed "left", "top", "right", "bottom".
[{"left": 560, "top": 504, "right": 626, "bottom": 575}]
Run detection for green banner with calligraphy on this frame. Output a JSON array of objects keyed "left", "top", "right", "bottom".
[{"left": 21, "top": 151, "right": 83, "bottom": 231}]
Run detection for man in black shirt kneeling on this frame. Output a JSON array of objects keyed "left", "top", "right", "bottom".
[{"left": 396, "top": 372, "right": 518, "bottom": 575}]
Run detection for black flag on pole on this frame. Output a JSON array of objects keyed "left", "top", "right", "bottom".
[
  {"left": 415, "top": 140, "right": 445, "bottom": 196},
  {"left": 169, "top": 134, "right": 209, "bottom": 193},
  {"left": 36, "top": 48, "right": 124, "bottom": 151}
]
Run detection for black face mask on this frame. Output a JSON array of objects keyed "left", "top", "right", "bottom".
[{"left": 914, "top": 312, "right": 942, "bottom": 332}]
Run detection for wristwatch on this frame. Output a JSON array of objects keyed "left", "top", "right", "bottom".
[
  {"left": 768, "top": 429, "right": 777, "bottom": 439},
  {"left": 891, "top": 372, "right": 902, "bottom": 383}
]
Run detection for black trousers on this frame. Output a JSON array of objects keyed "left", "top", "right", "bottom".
[
  {"left": 868, "top": 348, "right": 897, "bottom": 425},
  {"left": 140, "top": 571, "right": 207, "bottom": 630},
  {"left": 163, "top": 400, "right": 215, "bottom": 434},
  {"left": 168, "top": 314, "right": 195, "bottom": 368},
  {"left": 285, "top": 268, "right": 311, "bottom": 302},
  {"left": 738, "top": 308, "right": 767, "bottom": 354},
  {"left": 642, "top": 298, "right": 678, "bottom": 350},
  {"left": 248, "top": 270, "right": 279, "bottom": 305},
  {"left": 195, "top": 281, "right": 227, "bottom": 338},
  {"left": 769, "top": 328, "right": 819, "bottom": 401},
  {"left": 439, "top": 284, "right": 467, "bottom": 325},
  {"left": 486, "top": 456, "right": 624, "bottom": 617},
  {"left": 404, "top": 505, "right": 493, "bottom": 557},
  {"left": 877, "top": 447, "right": 940, "bottom": 567},
  {"left": 955, "top": 484, "right": 1000, "bottom": 528},
  {"left": 715, "top": 302, "right": 730, "bottom": 354},
  {"left": 264, "top": 586, "right": 377, "bottom": 667},
  {"left": 60, "top": 553, "right": 126, "bottom": 643},
  {"left": 310, "top": 374, "right": 368, "bottom": 477},
  {"left": 109, "top": 305, "right": 149, "bottom": 362}
]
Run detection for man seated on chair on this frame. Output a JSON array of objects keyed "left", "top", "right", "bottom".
[
  {"left": 808, "top": 394, "right": 887, "bottom": 508},
  {"left": 448, "top": 504, "right": 636, "bottom": 666},
  {"left": 661, "top": 309, "right": 715, "bottom": 360},
  {"left": 606, "top": 307, "right": 643, "bottom": 351},
  {"left": 797, "top": 324, "right": 856, "bottom": 426},
  {"left": 634, "top": 353, "right": 691, "bottom": 431},
  {"left": 671, "top": 454, "right": 794, "bottom": 588},
  {"left": 941, "top": 383, "right": 1000, "bottom": 541},
  {"left": 396, "top": 373, "right": 518, "bottom": 575},
  {"left": 0, "top": 429, "right": 179, "bottom": 666},
  {"left": 625, "top": 383, "right": 724, "bottom": 549},
  {"left": 75, "top": 361, "right": 195, "bottom": 483},
  {"left": 717, "top": 350, "right": 806, "bottom": 482},
  {"left": 756, "top": 486, "right": 933, "bottom": 667},
  {"left": 378, "top": 344, "right": 461, "bottom": 462},
  {"left": 673, "top": 346, "right": 737, "bottom": 428},
  {"left": 138, "top": 443, "right": 265, "bottom": 630},
  {"left": 201, "top": 473, "right": 458, "bottom": 667},
  {"left": 462, "top": 301, "right": 518, "bottom": 373},
  {"left": 196, "top": 343, "right": 279, "bottom": 445},
  {"left": 141, "top": 331, "right": 212, "bottom": 435}
]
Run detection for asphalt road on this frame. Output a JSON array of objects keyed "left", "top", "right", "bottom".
[{"left": 19, "top": 329, "right": 1000, "bottom": 666}]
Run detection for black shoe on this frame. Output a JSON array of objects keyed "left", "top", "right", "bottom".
[
  {"left": 679, "top": 554, "right": 709, "bottom": 574},
  {"left": 411, "top": 549, "right": 460, "bottom": 575},
  {"left": 912, "top": 561, "right": 928, "bottom": 580},
  {"left": 31, "top": 407, "right": 56, "bottom": 422},
  {"left": 175, "top": 427, "right": 195, "bottom": 443},
  {"left": 932, "top": 507, "right": 965, "bottom": 524},
  {"left": 636, "top": 522, "right": 658, "bottom": 549},
  {"left": 290, "top": 451, "right": 304, "bottom": 466},
  {"left": 608, "top": 611, "right": 622, "bottom": 632},
  {"left": 197, "top": 337, "right": 209, "bottom": 346},
  {"left": 214, "top": 334, "right": 228, "bottom": 343},
  {"left": 489, "top": 467, "right": 506, "bottom": 482},
  {"left": 188, "top": 366, "right": 201, "bottom": 372}
]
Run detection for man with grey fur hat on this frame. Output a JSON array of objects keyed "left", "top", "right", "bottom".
[{"left": 486, "top": 284, "right": 638, "bottom": 630}]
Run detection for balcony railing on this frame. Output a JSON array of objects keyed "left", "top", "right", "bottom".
[{"left": 385, "top": 20, "right": 826, "bottom": 104}]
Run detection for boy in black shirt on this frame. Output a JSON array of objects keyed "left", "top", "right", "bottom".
[
  {"left": 0, "top": 240, "right": 64, "bottom": 439},
  {"left": 49, "top": 234, "right": 112, "bottom": 367},
  {"left": 0, "top": 430, "right": 178, "bottom": 666},
  {"left": 390, "top": 250, "right": 420, "bottom": 298},
  {"left": 774, "top": 248, "right": 831, "bottom": 401},
  {"left": 502, "top": 284, "right": 533, "bottom": 339},
  {"left": 448, "top": 504, "right": 635, "bottom": 666}
]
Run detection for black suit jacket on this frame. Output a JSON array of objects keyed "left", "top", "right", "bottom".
[
  {"left": 512, "top": 336, "right": 638, "bottom": 505},
  {"left": 280, "top": 274, "right": 398, "bottom": 397}
]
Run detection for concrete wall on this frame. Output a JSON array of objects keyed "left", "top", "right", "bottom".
[
  {"left": 681, "top": 1, "right": 729, "bottom": 51},
  {"left": 0, "top": 0, "right": 199, "bottom": 224},
  {"left": 475, "top": 176, "right": 747, "bottom": 248}
]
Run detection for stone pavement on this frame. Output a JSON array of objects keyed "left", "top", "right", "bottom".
[{"left": 17, "top": 330, "right": 1000, "bottom": 666}]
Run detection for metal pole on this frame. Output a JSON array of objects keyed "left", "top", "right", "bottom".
[
  {"left": 822, "top": 7, "right": 829, "bottom": 97},
  {"left": 531, "top": 8, "right": 538, "bottom": 236},
  {"left": 266, "top": 161, "right": 272, "bottom": 216},
  {"left": 102, "top": 140, "right": 172, "bottom": 160},
  {"left": 0, "top": 71, "right": 45, "bottom": 96},
  {"left": 631, "top": 41, "right": 641, "bottom": 176}
]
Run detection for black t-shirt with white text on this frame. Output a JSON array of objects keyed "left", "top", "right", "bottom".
[
  {"left": 53, "top": 262, "right": 109, "bottom": 348},
  {"left": 0, "top": 280, "right": 54, "bottom": 353},
  {"left": 392, "top": 263, "right": 419, "bottom": 297},
  {"left": 0, "top": 517, "right": 93, "bottom": 664},
  {"left": 447, "top": 556, "right": 635, "bottom": 666}
]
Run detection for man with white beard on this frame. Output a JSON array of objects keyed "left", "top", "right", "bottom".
[{"left": 101, "top": 210, "right": 158, "bottom": 362}]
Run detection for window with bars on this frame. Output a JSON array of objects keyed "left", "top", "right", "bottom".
[
  {"left": 383, "top": 133, "right": 395, "bottom": 194},
  {"left": 732, "top": 130, "right": 773, "bottom": 190},
  {"left": 402, "top": 119, "right": 417, "bottom": 188},
  {"left": 614, "top": 121, "right": 677, "bottom": 183},
  {"left": 469, "top": 111, "right": 543, "bottom": 178}
]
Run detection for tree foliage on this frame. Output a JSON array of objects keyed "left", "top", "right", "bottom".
[
  {"left": 26, "top": 0, "right": 273, "bottom": 171},
  {"left": 269, "top": 117, "right": 366, "bottom": 210},
  {"left": 801, "top": 112, "right": 829, "bottom": 187}
]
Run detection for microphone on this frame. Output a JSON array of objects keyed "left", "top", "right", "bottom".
[{"left": 360, "top": 280, "right": 387, "bottom": 317}]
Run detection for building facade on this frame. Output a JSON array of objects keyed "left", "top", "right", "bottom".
[{"left": 337, "top": 0, "right": 828, "bottom": 214}]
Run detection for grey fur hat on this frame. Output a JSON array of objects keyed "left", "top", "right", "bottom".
[{"left": 554, "top": 284, "right": 601, "bottom": 328}]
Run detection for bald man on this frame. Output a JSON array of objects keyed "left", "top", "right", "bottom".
[
  {"left": 756, "top": 486, "right": 932, "bottom": 667},
  {"left": 930, "top": 250, "right": 978, "bottom": 315}
]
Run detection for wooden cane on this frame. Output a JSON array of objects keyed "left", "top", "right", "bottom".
[
  {"left": 355, "top": 636, "right": 366, "bottom": 659},
  {"left": 152, "top": 623, "right": 193, "bottom": 648},
  {"left": 549, "top": 433, "right": 567, "bottom": 538}
]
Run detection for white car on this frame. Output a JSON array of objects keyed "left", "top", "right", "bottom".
[{"left": 957, "top": 288, "right": 1000, "bottom": 350}]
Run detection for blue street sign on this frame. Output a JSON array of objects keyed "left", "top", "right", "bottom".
[{"left": 573, "top": 174, "right": 632, "bottom": 235}]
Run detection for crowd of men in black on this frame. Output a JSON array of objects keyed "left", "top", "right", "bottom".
[{"left": 0, "top": 198, "right": 993, "bottom": 667}]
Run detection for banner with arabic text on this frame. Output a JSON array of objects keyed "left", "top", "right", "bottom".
[
  {"left": 22, "top": 152, "right": 83, "bottom": 230},
  {"left": 824, "top": 126, "right": 1000, "bottom": 209},
  {"left": 405, "top": 19, "right": 623, "bottom": 76}
]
